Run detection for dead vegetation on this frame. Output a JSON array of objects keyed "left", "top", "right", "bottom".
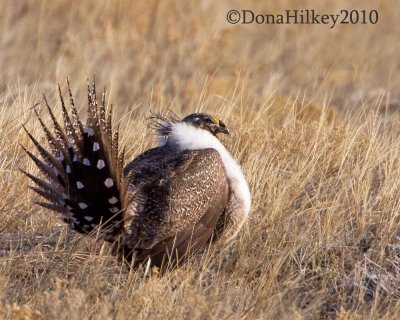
[{"left": 1, "top": 0, "right": 400, "bottom": 318}]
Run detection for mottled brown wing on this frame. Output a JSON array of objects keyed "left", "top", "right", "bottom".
[{"left": 122, "top": 147, "right": 229, "bottom": 266}]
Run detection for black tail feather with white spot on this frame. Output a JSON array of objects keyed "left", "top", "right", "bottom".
[{"left": 23, "top": 78, "right": 126, "bottom": 241}]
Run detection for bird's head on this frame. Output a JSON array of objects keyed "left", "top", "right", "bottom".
[
  {"left": 181, "top": 113, "right": 230, "bottom": 136},
  {"left": 150, "top": 112, "right": 230, "bottom": 144}
]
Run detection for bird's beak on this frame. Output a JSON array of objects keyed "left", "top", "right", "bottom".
[
  {"left": 218, "top": 126, "right": 230, "bottom": 135},
  {"left": 216, "top": 119, "right": 230, "bottom": 135},
  {"left": 216, "top": 124, "right": 230, "bottom": 135}
]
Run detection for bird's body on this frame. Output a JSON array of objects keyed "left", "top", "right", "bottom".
[{"left": 24, "top": 80, "right": 251, "bottom": 268}]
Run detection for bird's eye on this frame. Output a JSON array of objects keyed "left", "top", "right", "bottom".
[{"left": 210, "top": 115, "right": 220, "bottom": 124}]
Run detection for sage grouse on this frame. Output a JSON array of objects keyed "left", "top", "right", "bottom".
[{"left": 23, "top": 80, "right": 251, "bottom": 267}]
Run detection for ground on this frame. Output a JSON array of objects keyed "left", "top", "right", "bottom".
[{"left": 1, "top": 0, "right": 400, "bottom": 319}]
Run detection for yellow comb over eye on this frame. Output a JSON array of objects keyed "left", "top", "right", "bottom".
[{"left": 211, "top": 115, "right": 220, "bottom": 124}]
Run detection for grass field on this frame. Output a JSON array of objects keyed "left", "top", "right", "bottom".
[{"left": 1, "top": 0, "right": 400, "bottom": 319}]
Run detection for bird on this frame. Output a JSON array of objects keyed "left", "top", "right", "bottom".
[{"left": 22, "top": 79, "right": 251, "bottom": 268}]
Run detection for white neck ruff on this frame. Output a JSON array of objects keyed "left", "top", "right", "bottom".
[{"left": 158, "top": 122, "right": 251, "bottom": 216}]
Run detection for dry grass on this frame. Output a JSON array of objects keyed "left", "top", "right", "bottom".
[{"left": 1, "top": 0, "right": 400, "bottom": 318}]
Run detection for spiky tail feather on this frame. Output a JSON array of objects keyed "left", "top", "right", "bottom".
[{"left": 23, "top": 78, "right": 127, "bottom": 241}]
